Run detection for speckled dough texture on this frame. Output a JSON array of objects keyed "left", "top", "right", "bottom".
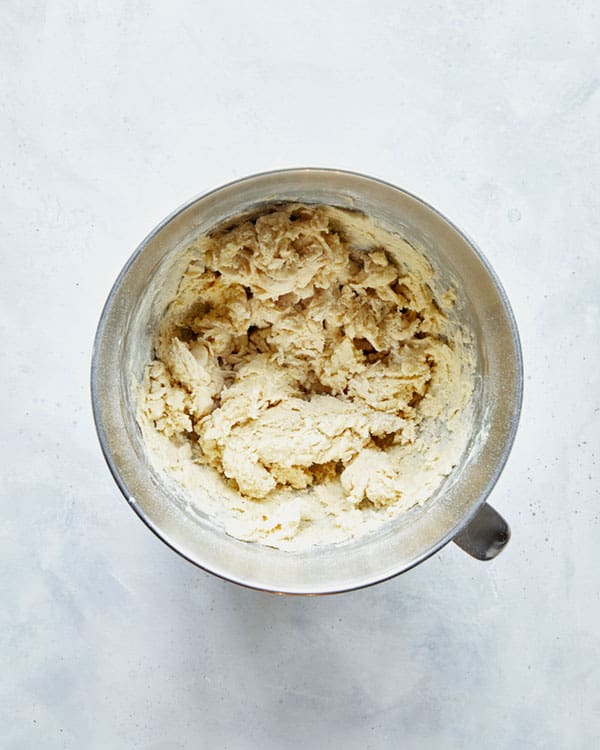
[{"left": 137, "top": 203, "right": 475, "bottom": 550}]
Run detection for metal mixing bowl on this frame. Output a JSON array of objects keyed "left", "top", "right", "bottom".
[{"left": 91, "top": 169, "right": 523, "bottom": 594}]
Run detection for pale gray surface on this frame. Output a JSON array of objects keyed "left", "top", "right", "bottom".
[{"left": 1, "top": 2, "right": 599, "bottom": 748}]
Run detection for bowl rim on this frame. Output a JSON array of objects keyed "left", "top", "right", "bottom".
[{"left": 91, "top": 167, "right": 524, "bottom": 594}]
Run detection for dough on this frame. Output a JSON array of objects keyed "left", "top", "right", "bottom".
[{"left": 137, "top": 203, "right": 475, "bottom": 550}]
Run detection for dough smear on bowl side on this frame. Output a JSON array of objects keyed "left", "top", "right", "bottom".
[{"left": 137, "top": 203, "right": 475, "bottom": 550}]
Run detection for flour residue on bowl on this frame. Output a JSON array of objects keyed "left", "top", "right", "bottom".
[{"left": 136, "top": 203, "right": 475, "bottom": 550}]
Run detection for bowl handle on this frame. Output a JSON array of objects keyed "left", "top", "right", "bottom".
[{"left": 453, "top": 503, "right": 510, "bottom": 560}]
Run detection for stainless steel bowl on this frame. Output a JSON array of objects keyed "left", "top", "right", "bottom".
[{"left": 91, "top": 169, "right": 523, "bottom": 594}]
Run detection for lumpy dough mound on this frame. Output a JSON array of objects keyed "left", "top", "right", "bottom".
[{"left": 137, "top": 203, "right": 474, "bottom": 549}]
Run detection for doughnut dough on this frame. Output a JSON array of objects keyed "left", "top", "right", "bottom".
[{"left": 137, "top": 203, "right": 475, "bottom": 550}]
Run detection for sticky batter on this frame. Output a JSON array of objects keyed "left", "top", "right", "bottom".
[{"left": 137, "top": 203, "right": 475, "bottom": 550}]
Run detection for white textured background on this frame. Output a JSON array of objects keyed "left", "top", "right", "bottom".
[{"left": 2, "top": 2, "right": 599, "bottom": 748}]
